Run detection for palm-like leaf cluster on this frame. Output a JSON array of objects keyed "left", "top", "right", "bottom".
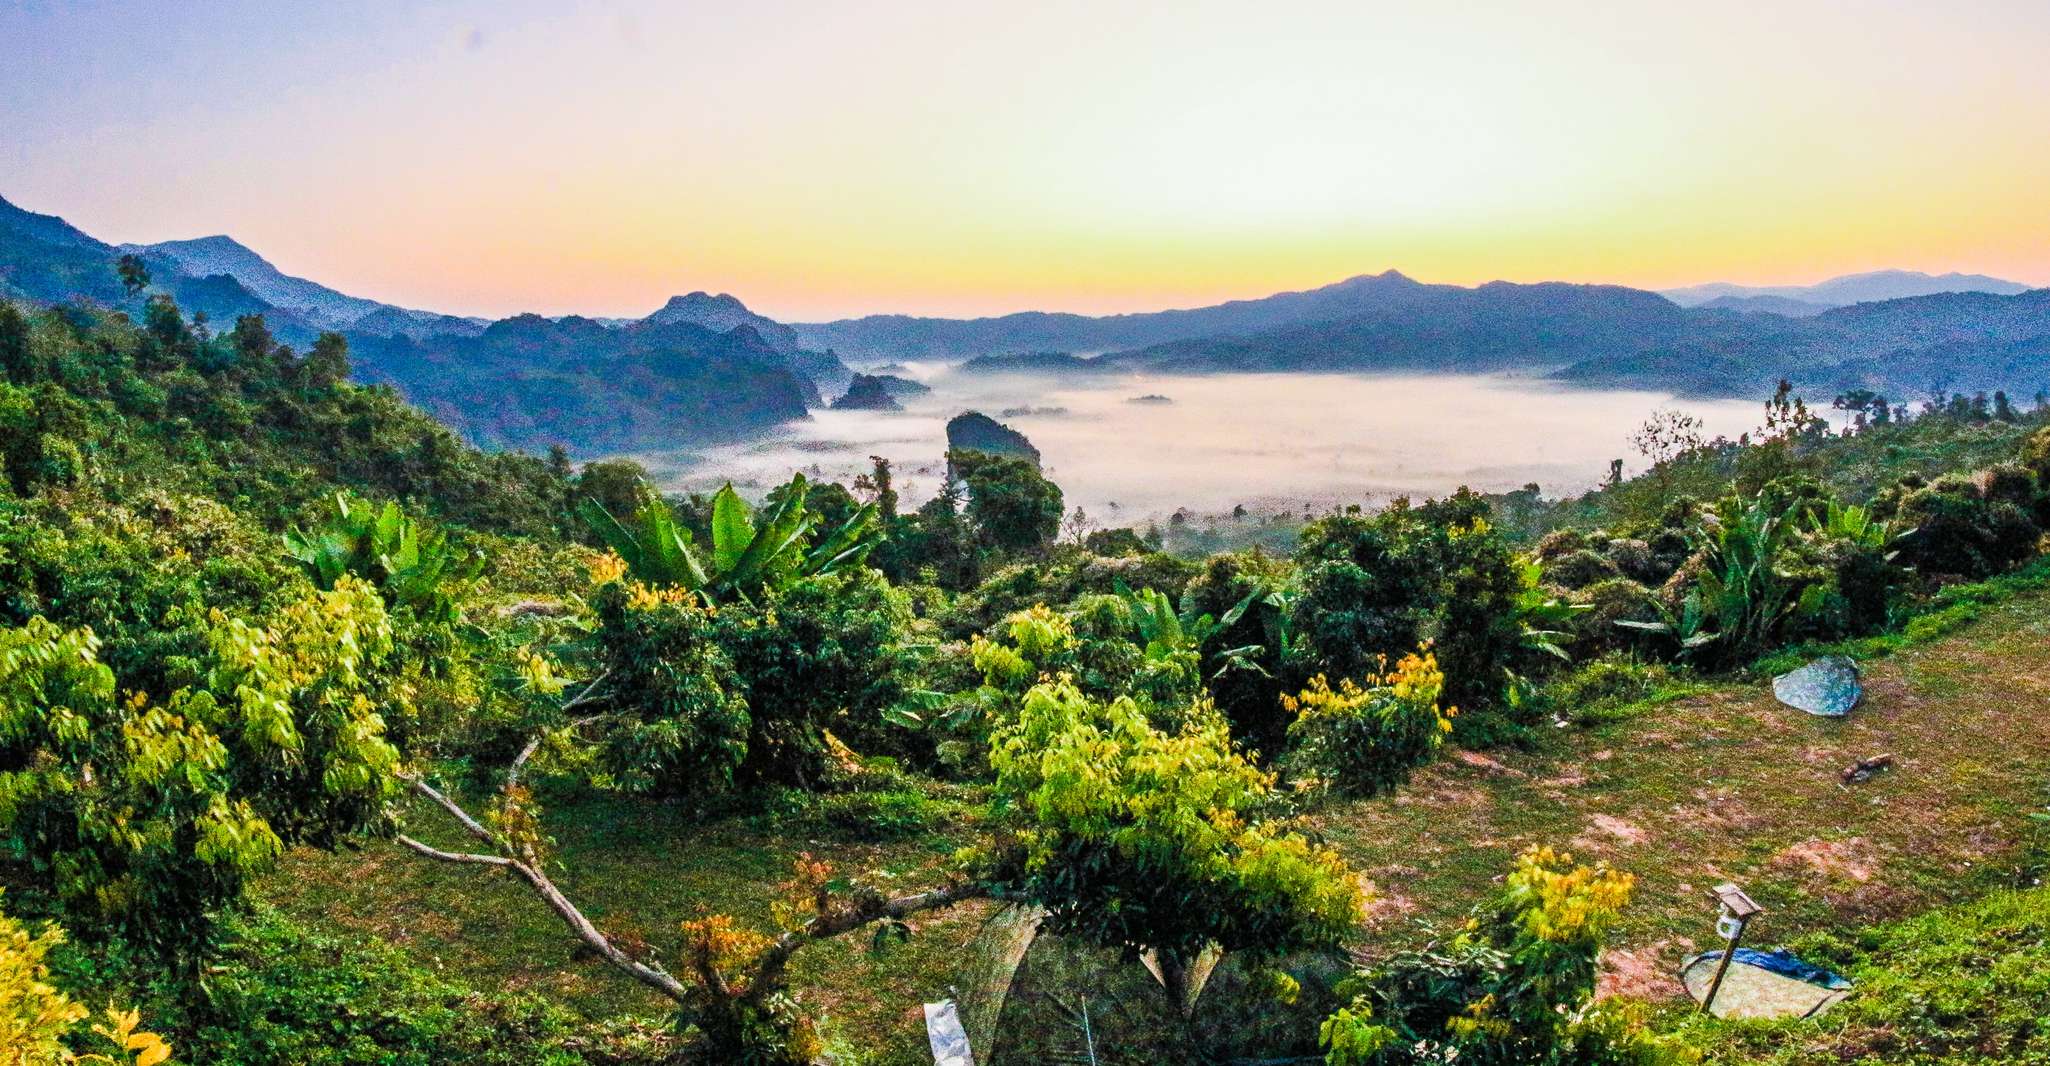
[
  {"left": 1809, "top": 500, "right": 1901, "bottom": 551},
  {"left": 1620, "top": 494, "right": 1802, "bottom": 661},
  {"left": 580, "top": 474, "right": 880, "bottom": 604},
  {"left": 1119, "top": 581, "right": 1265, "bottom": 677},
  {"left": 1512, "top": 557, "right": 1587, "bottom": 662},
  {"left": 283, "top": 494, "right": 478, "bottom": 622}
]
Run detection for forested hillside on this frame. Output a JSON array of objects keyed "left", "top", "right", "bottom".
[
  {"left": 0, "top": 196, "right": 836, "bottom": 454},
  {"left": 5, "top": 281, "right": 2050, "bottom": 1064}
]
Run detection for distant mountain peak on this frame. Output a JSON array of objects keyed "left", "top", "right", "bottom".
[
  {"left": 644, "top": 290, "right": 800, "bottom": 351},
  {"left": 1662, "top": 269, "right": 2031, "bottom": 309},
  {"left": 659, "top": 290, "right": 748, "bottom": 311},
  {"left": 1330, "top": 269, "right": 1417, "bottom": 289},
  {"left": 0, "top": 193, "right": 109, "bottom": 251}
]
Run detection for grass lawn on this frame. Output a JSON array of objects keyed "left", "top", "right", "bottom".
[{"left": 268, "top": 588, "right": 2050, "bottom": 1063}]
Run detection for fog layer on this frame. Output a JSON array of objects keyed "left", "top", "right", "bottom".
[{"left": 634, "top": 371, "right": 1764, "bottom": 520}]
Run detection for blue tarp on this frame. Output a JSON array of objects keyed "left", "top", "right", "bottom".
[{"left": 1685, "top": 948, "right": 1851, "bottom": 990}]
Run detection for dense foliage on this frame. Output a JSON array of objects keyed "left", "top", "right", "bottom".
[
  {"left": 0, "top": 579, "right": 401, "bottom": 956},
  {"left": 1322, "top": 848, "right": 1693, "bottom": 1066},
  {"left": 6, "top": 281, "right": 2050, "bottom": 1064}
]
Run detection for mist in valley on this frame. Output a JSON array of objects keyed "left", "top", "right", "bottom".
[{"left": 633, "top": 369, "right": 1765, "bottom": 523}]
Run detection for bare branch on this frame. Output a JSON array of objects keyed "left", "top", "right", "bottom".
[
  {"left": 396, "top": 770, "right": 691, "bottom": 1004},
  {"left": 396, "top": 704, "right": 982, "bottom": 1021},
  {"left": 499, "top": 852, "right": 690, "bottom": 1002},
  {"left": 395, "top": 833, "right": 513, "bottom": 867},
  {"left": 403, "top": 775, "right": 495, "bottom": 845},
  {"left": 749, "top": 881, "right": 986, "bottom": 1001},
  {"left": 559, "top": 668, "right": 614, "bottom": 713},
  {"left": 506, "top": 712, "right": 611, "bottom": 792}
]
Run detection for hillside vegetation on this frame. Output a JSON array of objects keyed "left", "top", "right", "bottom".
[{"left": 2, "top": 284, "right": 2048, "bottom": 1065}]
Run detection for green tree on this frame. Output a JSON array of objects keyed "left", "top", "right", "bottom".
[
  {"left": 852, "top": 454, "right": 899, "bottom": 520},
  {"left": 116, "top": 253, "right": 151, "bottom": 298},
  {"left": 983, "top": 678, "right": 1366, "bottom": 1024},
  {"left": 1282, "top": 648, "right": 1452, "bottom": 797},
  {"left": 1290, "top": 504, "right": 1441, "bottom": 687},
  {"left": 0, "top": 304, "right": 32, "bottom": 383},
  {"left": 298, "top": 331, "right": 350, "bottom": 390},
  {"left": 0, "top": 578, "right": 403, "bottom": 957},
  {"left": 950, "top": 448, "right": 1063, "bottom": 555}
]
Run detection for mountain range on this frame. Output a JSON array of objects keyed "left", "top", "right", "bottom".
[
  {"left": 116, "top": 234, "right": 488, "bottom": 338},
  {"left": 0, "top": 194, "right": 841, "bottom": 452},
  {"left": 5, "top": 191, "right": 2048, "bottom": 455},
  {"left": 1660, "top": 269, "right": 2029, "bottom": 309}
]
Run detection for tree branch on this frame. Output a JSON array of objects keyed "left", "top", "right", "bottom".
[
  {"left": 505, "top": 712, "right": 610, "bottom": 792},
  {"left": 395, "top": 833, "right": 513, "bottom": 867},
  {"left": 749, "top": 881, "right": 987, "bottom": 1002},
  {"left": 559, "top": 669, "right": 614, "bottom": 713},
  {"left": 396, "top": 771, "right": 690, "bottom": 1004},
  {"left": 395, "top": 707, "right": 983, "bottom": 1021},
  {"left": 404, "top": 775, "right": 495, "bottom": 845}
]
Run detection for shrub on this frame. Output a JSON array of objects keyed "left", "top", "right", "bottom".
[
  {"left": 1532, "top": 528, "right": 1589, "bottom": 562},
  {"left": 1601, "top": 537, "right": 1660, "bottom": 584},
  {"left": 1542, "top": 655, "right": 1691, "bottom": 727},
  {"left": 1181, "top": 549, "right": 1295, "bottom": 758},
  {"left": 1321, "top": 848, "right": 1692, "bottom": 1066},
  {"left": 1569, "top": 578, "right": 1659, "bottom": 658},
  {"left": 1291, "top": 506, "right": 1442, "bottom": 686},
  {"left": 984, "top": 679, "right": 1365, "bottom": 1016},
  {"left": 1426, "top": 499, "right": 1529, "bottom": 741},
  {"left": 0, "top": 579, "right": 403, "bottom": 956},
  {"left": 0, "top": 494, "right": 300, "bottom": 695},
  {"left": 712, "top": 569, "right": 913, "bottom": 785},
  {"left": 760, "top": 783, "right": 961, "bottom": 843},
  {"left": 1083, "top": 526, "right": 1149, "bottom": 556},
  {"left": 2020, "top": 423, "right": 2050, "bottom": 480},
  {"left": 0, "top": 897, "right": 170, "bottom": 1066},
  {"left": 1888, "top": 472, "right": 2040, "bottom": 579},
  {"left": 592, "top": 580, "right": 752, "bottom": 796},
  {"left": 1282, "top": 650, "right": 1452, "bottom": 797},
  {"left": 1549, "top": 548, "right": 1623, "bottom": 590}
]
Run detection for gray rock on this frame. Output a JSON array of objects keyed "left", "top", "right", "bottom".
[{"left": 1773, "top": 655, "right": 1861, "bottom": 717}]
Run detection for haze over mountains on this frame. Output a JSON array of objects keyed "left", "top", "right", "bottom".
[
  {"left": 5, "top": 191, "right": 2048, "bottom": 456},
  {"left": 1661, "top": 269, "right": 2031, "bottom": 311},
  {"left": 117, "top": 234, "right": 488, "bottom": 338}
]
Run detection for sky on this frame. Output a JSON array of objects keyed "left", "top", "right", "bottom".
[{"left": 4, "top": 0, "right": 2048, "bottom": 322}]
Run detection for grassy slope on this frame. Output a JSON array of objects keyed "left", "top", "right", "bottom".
[
  {"left": 269, "top": 589, "right": 2050, "bottom": 1063},
  {"left": 272, "top": 796, "right": 991, "bottom": 1063},
  {"left": 1318, "top": 586, "right": 2050, "bottom": 998}
]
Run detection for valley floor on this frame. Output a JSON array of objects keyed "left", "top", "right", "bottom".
[{"left": 271, "top": 589, "right": 2050, "bottom": 1063}]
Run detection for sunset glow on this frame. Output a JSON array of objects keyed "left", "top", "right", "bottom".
[{"left": 6, "top": 0, "right": 2047, "bottom": 320}]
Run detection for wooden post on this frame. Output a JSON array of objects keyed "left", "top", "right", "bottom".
[{"left": 1701, "top": 882, "right": 1762, "bottom": 1015}]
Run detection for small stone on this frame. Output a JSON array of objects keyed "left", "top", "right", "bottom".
[{"left": 1773, "top": 656, "right": 1862, "bottom": 717}]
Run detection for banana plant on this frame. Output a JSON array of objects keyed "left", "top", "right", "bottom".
[
  {"left": 1512, "top": 557, "right": 1587, "bottom": 662},
  {"left": 579, "top": 473, "right": 880, "bottom": 604},
  {"left": 284, "top": 493, "right": 479, "bottom": 623},
  {"left": 1116, "top": 582, "right": 1263, "bottom": 675},
  {"left": 1619, "top": 494, "right": 1801, "bottom": 662},
  {"left": 1809, "top": 500, "right": 1903, "bottom": 553}
]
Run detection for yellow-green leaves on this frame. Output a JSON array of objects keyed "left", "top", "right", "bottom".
[
  {"left": 0, "top": 578, "right": 404, "bottom": 954},
  {"left": 986, "top": 678, "right": 1365, "bottom": 963},
  {"left": 0, "top": 894, "right": 173, "bottom": 1064}
]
